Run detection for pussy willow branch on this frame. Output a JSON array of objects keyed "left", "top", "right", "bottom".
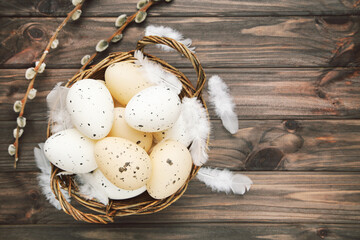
[
  {"left": 79, "top": 0, "right": 155, "bottom": 71},
  {"left": 13, "top": 2, "right": 85, "bottom": 168}
]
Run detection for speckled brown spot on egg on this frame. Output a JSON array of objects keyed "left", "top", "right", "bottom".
[{"left": 166, "top": 159, "right": 173, "bottom": 166}]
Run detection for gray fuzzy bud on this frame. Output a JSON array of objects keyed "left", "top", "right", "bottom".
[
  {"left": 25, "top": 67, "right": 36, "bottom": 80},
  {"left": 28, "top": 88, "right": 37, "bottom": 100},
  {"left": 135, "top": 11, "right": 147, "bottom": 23},
  {"left": 13, "top": 128, "right": 24, "bottom": 138},
  {"left": 81, "top": 55, "right": 91, "bottom": 65},
  {"left": 111, "top": 34, "right": 123, "bottom": 43},
  {"left": 35, "top": 61, "right": 46, "bottom": 73},
  {"left": 72, "top": 0, "right": 82, "bottom": 6},
  {"left": 13, "top": 101, "right": 22, "bottom": 113},
  {"left": 137, "top": 0, "right": 148, "bottom": 9},
  {"left": 17, "top": 116, "right": 26, "bottom": 128},
  {"left": 71, "top": 10, "right": 82, "bottom": 21},
  {"left": 95, "top": 40, "right": 109, "bottom": 52},
  {"left": 115, "top": 14, "right": 127, "bottom": 28},
  {"left": 51, "top": 39, "right": 59, "bottom": 49},
  {"left": 8, "top": 144, "right": 16, "bottom": 156}
]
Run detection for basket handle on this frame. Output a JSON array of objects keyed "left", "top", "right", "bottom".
[{"left": 136, "top": 36, "right": 206, "bottom": 97}]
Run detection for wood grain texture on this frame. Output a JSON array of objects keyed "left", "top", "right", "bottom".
[
  {"left": 1, "top": 0, "right": 360, "bottom": 235},
  {"left": 1, "top": 120, "right": 360, "bottom": 172},
  {"left": 1, "top": 16, "right": 360, "bottom": 68},
  {"left": 0, "top": 0, "right": 359, "bottom": 17},
  {"left": 1, "top": 68, "right": 359, "bottom": 121},
  {"left": 1, "top": 223, "right": 360, "bottom": 240},
  {"left": 0, "top": 172, "right": 359, "bottom": 224}
]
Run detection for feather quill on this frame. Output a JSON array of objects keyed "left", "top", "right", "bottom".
[
  {"left": 75, "top": 173, "right": 109, "bottom": 205},
  {"left": 46, "top": 82, "right": 73, "bottom": 134},
  {"left": 181, "top": 97, "right": 210, "bottom": 166},
  {"left": 197, "top": 167, "right": 252, "bottom": 195},
  {"left": 34, "top": 143, "right": 71, "bottom": 210},
  {"left": 145, "top": 25, "right": 195, "bottom": 53},
  {"left": 208, "top": 75, "right": 238, "bottom": 134},
  {"left": 134, "top": 50, "right": 182, "bottom": 94}
]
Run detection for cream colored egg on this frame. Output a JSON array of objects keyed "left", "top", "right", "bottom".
[
  {"left": 108, "top": 107, "right": 153, "bottom": 152},
  {"left": 92, "top": 169, "right": 147, "bottom": 200},
  {"left": 153, "top": 114, "right": 191, "bottom": 147},
  {"left": 95, "top": 137, "right": 151, "bottom": 190},
  {"left": 44, "top": 128, "right": 97, "bottom": 173},
  {"left": 147, "top": 140, "right": 192, "bottom": 199},
  {"left": 125, "top": 86, "right": 181, "bottom": 132},
  {"left": 105, "top": 62, "right": 152, "bottom": 106}
]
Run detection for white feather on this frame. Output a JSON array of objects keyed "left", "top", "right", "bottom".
[
  {"left": 145, "top": 25, "right": 195, "bottom": 53},
  {"left": 134, "top": 50, "right": 182, "bottom": 94},
  {"left": 56, "top": 171, "right": 75, "bottom": 176},
  {"left": 208, "top": 75, "right": 239, "bottom": 134},
  {"left": 181, "top": 97, "right": 210, "bottom": 166},
  {"left": 197, "top": 167, "right": 252, "bottom": 195},
  {"left": 75, "top": 173, "right": 109, "bottom": 206},
  {"left": 46, "top": 82, "right": 73, "bottom": 134},
  {"left": 34, "top": 143, "right": 71, "bottom": 210},
  {"left": 34, "top": 143, "right": 51, "bottom": 174}
]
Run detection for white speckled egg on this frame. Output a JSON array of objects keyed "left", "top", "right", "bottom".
[
  {"left": 44, "top": 128, "right": 97, "bottom": 173},
  {"left": 108, "top": 107, "right": 153, "bottom": 152},
  {"left": 92, "top": 169, "right": 147, "bottom": 200},
  {"left": 146, "top": 140, "right": 192, "bottom": 199},
  {"left": 105, "top": 62, "right": 152, "bottom": 106},
  {"left": 66, "top": 79, "right": 114, "bottom": 140},
  {"left": 95, "top": 137, "right": 151, "bottom": 190},
  {"left": 153, "top": 114, "right": 191, "bottom": 147},
  {"left": 125, "top": 86, "right": 181, "bottom": 132}
]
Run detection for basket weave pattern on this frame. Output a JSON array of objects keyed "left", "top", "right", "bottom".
[{"left": 48, "top": 36, "right": 208, "bottom": 223}]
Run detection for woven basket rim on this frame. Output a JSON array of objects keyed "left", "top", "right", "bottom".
[{"left": 48, "top": 36, "right": 208, "bottom": 224}]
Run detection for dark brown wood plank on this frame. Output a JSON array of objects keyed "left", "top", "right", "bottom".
[
  {"left": 0, "top": 0, "right": 359, "bottom": 17},
  {"left": 1, "top": 68, "right": 359, "bottom": 121},
  {"left": 1, "top": 223, "right": 360, "bottom": 240},
  {"left": 1, "top": 16, "right": 360, "bottom": 68},
  {"left": 1, "top": 119, "right": 360, "bottom": 172},
  {"left": 210, "top": 119, "right": 360, "bottom": 171},
  {"left": 0, "top": 171, "right": 359, "bottom": 224}
]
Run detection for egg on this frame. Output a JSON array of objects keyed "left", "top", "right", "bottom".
[
  {"left": 105, "top": 62, "right": 152, "bottom": 106},
  {"left": 108, "top": 107, "right": 153, "bottom": 152},
  {"left": 125, "top": 86, "right": 181, "bottom": 132},
  {"left": 153, "top": 114, "right": 191, "bottom": 147},
  {"left": 67, "top": 79, "right": 114, "bottom": 140},
  {"left": 147, "top": 140, "right": 192, "bottom": 199},
  {"left": 44, "top": 128, "right": 97, "bottom": 173},
  {"left": 92, "top": 169, "right": 147, "bottom": 200},
  {"left": 95, "top": 137, "right": 151, "bottom": 190}
]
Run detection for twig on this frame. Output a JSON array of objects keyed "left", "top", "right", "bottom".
[
  {"left": 79, "top": 0, "right": 155, "bottom": 72},
  {"left": 12, "top": 1, "right": 86, "bottom": 168}
]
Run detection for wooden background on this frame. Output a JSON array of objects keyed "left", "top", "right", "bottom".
[{"left": 1, "top": 0, "right": 360, "bottom": 239}]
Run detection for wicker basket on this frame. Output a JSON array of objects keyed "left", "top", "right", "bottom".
[{"left": 47, "top": 36, "right": 208, "bottom": 223}]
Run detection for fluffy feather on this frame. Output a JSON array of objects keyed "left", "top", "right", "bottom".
[
  {"left": 75, "top": 173, "right": 109, "bottom": 206},
  {"left": 197, "top": 167, "right": 252, "bottom": 195},
  {"left": 46, "top": 82, "right": 73, "bottom": 134},
  {"left": 181, "top": 97, "right": 210, "bottom": 166},
  {"left": 145, "top": 25, "right": 195, "bottom": 53},
  {"left": 34, "top": 143, "right": 71, "bottom": 210},
  {"left": 208, "top": 75, "right": 238, "bottom": 134},
  {"left": 134, "top": 50, "right": 182, "bottom": 94}
]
